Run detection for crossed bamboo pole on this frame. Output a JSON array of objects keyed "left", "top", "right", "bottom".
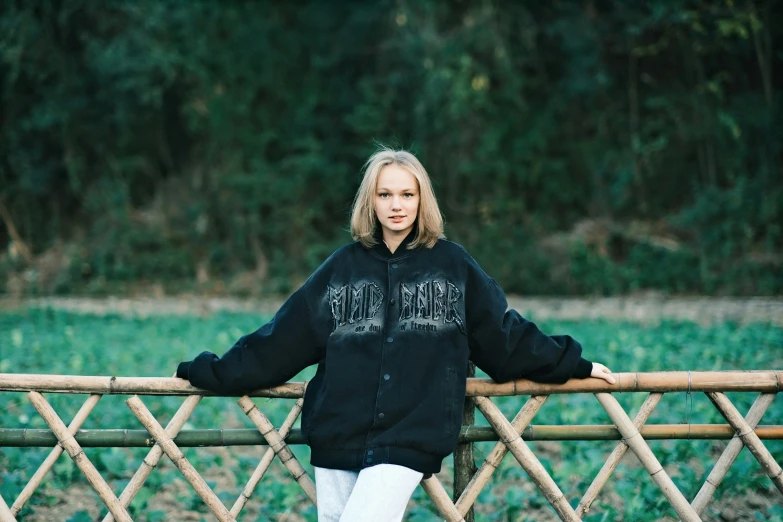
[
  {"left": 28, "top": 392, "right": 132, "bottom": 522},
  {"left": 420, "top": 475, "right": 466, "bottom": 522},
  {"left": 231, "top": 397, "right": 305, "bottom": 515},
  {"left": 455, "top": 395, "right": 548, "bottom": 516},
  {"left": 595, "top": 392, "right": 701, "bottom": 521},
  {"left": 474, "top": 396, "right": 581, "bottom": 521},
  {"left": 691, "top": 393, "right": 776, "bottom": 515},
  {"left": 127, "top": 396, "right": 236, "bottom": 521},
  {"left": 237, "top": 396, "right": 317, "bottom": 504},
  {"left": 119, "top": 394, "right": 311, "bottom": 520},
  {"left": 102, "top": 394, "right": 202, "bottom": 522},
  {"left": 707, "top": 392, "right": 783, "bottom": 494},
  {"left": 11, "top": 393, "right": 102, "bottom": 516},
  {"left": 577, "top": 392, "right": 663, "bottom": 517}
]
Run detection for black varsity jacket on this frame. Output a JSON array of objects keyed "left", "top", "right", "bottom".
[{"left": 177, "top": 230, "right": 593, "bottom": 474}]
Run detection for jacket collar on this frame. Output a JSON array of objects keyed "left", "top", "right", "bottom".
[{"left": 369, "top": 226, "right": 418, "bottom": 260}]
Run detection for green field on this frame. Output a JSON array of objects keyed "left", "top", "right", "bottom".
[{"left": 1, "top": 308, "right": 782, "bottom": 521}]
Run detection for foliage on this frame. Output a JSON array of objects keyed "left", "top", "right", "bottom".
[
  {"left": 0, "top": 308, "right": 781, "bottom": 520},
  {"left": 0, "top": 1, "right": 781, "bottom": 297}
]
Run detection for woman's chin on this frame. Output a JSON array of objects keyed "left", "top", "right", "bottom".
[{"left": 383, "top": 222, "right": 413, "bottom": 234}]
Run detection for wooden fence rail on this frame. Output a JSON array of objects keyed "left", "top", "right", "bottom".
[{"left": 0, "top": 371, "right": 781, "bottom": 521}]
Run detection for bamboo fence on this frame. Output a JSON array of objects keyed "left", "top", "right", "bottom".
[{"left": 0, "top": 371, "right": 780, "bottom": 522}]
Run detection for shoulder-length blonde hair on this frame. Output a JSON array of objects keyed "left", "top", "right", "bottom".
[{"left": 351, "top": 148, "right": 444, "bottom": 249}]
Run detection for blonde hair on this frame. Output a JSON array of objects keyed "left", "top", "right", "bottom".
[{"left": 351, "top": 148, "right": 444, "bottom": 249}]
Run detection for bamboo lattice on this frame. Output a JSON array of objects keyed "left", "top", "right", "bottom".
[{"left": 0, "top": 371, "right": 780, "bottom": 522}]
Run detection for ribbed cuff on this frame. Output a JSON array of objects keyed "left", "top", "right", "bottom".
[
  {"left": 573, "top": 358, "right": 593, "bottom": 379},
  {"left": 176, "top": 361, "right": 192, "bottom": 379}
]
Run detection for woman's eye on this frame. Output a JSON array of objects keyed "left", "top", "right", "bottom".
[
  {"left": 404, "top": 193, "right": 414, "bottom": 198},
  {"left": 379, "top": 193, "right": 389, "bottom": 198}
]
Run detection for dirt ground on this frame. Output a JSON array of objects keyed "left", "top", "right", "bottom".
[{"left": 3, "top": 295, "right": 783, "bottom": 325}]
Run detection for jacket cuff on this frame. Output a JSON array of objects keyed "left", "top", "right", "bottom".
[
  {"left": 176, "top": 361, "right": 192, "bottom": 380},
  {"left": 573, "top": 358, "right": 593, "bottom": 379}
]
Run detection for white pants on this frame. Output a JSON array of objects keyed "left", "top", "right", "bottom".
[{"left": 315, "top": 464, "right": 423, "bottom": 522}]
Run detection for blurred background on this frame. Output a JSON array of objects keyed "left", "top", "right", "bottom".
[{"left": 1, "top": 0, "right": 781, "bottom": 298}]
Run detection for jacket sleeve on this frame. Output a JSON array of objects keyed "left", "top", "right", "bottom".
[
  {"left": 466, "top": 276, "right": 593, "bottom": 384},
  {"left": 176, "top": 284, "right": 322, "bottom": 395}
]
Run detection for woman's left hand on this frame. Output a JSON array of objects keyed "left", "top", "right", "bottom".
[{"left": 591, "top": 362, "right": 616, "bottom": 384}]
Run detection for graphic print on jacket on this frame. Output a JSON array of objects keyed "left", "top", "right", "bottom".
[
  {"left": 328, "top": 278, "right": 465, "bottom": 335},
  {"left": 399, "top": 280, "right": 465, "bottom": 334},
  {"left": 328, "top": 282, "right": 384, "bottom": 332}
]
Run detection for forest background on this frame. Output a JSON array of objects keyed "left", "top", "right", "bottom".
[{"left": 1, "top": 0, "right": 781, "bottom": 298}]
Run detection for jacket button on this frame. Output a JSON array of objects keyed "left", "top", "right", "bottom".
[
  {"left": 384, "top": 374, "right": 390, "bottom": 380},
  {"left": 386, "top": 337, "right": 394, "bottom": 343},
  {"left": 391, "top": 263, "right": 398, "bottom": 269},
  {"left": 390, "top": 299, "right": 396, "bottom": 305},
  {"left": 367, "top": 457, "right": 373, "bottom": 463},
  {"left": 367, "top": 450, "right": 374, "bottom": 455},
  {"left": 378, "top": 413, "right": 385, "bottom": 419}
]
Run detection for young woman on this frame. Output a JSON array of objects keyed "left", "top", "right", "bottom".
[{"left": 175, "top": 148, "right": 615, "bottom": 522}]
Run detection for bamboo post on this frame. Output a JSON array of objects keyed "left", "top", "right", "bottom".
[
  {"left": 102, "top": 394, "right": 202, "bottom": 522},
  {"left": 0, "top": 493, "right": 16, "bottom": 522},
  {"left": 455, "top": 395, "right": 548, "bottom": 517},
  {"left": 126, "top": 395, "right": 235, "bottom": 522},
  {"left": 577, "top": 392, "right": 663, "bottom": 517},
  {"left": 691, "top": 393, "right": 776, "bottom": 516},
  {"left": 454, "top": 361, "right": 476, "bottom": 522},
  {"left": 706, "top": 392, "right": 783, "bottom": 494},
  {"left": 473, "top": 396, "right": 580, "bottom": 522},
  {"left": 230, "top": 397, "right": 304, "bottom": 516},
  {"left": 27, "top": 392, "right": 132, "bottom": 522},
  {"left": 420, "top": 475, "right": 466, "bottom": 522},
  {"left": 237, "top": 396, "right": 317, "bottom": 505},
  {"left": 11, "top": 393, "right": 102, "bottom": 516},
  {"left": 594, "top": 393, "right": 701, "bottom": 522}
]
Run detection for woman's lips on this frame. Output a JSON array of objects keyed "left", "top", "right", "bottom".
[{"left": 391, "top": 216, "right": 405, "bottom": 223}]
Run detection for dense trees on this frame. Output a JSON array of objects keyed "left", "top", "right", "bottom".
[{"left": 1, "top": 1, "right": 780, "bottom": 295}]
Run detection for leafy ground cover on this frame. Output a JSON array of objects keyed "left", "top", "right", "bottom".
[{"left": 0, "top": 308, "right": 781, "bottom": 521}]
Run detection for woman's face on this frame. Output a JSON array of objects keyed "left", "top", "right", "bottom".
[{"left": 374, "top": 164, "right": 420, "bottom": 239}]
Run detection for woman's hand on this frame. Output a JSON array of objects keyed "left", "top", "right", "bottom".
[{"left": 591, "top": 362, "right": 616, "bottom": 384}]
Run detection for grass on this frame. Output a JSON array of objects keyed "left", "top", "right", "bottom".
[{"left": 0, "top": 308, "right": 781, "bottom": 521}]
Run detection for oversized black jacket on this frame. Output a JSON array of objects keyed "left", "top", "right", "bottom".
[{"left": 177, "top": 231, "right": 593, "bottom": 473}]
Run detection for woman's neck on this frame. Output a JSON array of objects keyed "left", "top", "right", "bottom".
[{"left": 382, "top": 230, "right": 409, "bottom": 254}]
